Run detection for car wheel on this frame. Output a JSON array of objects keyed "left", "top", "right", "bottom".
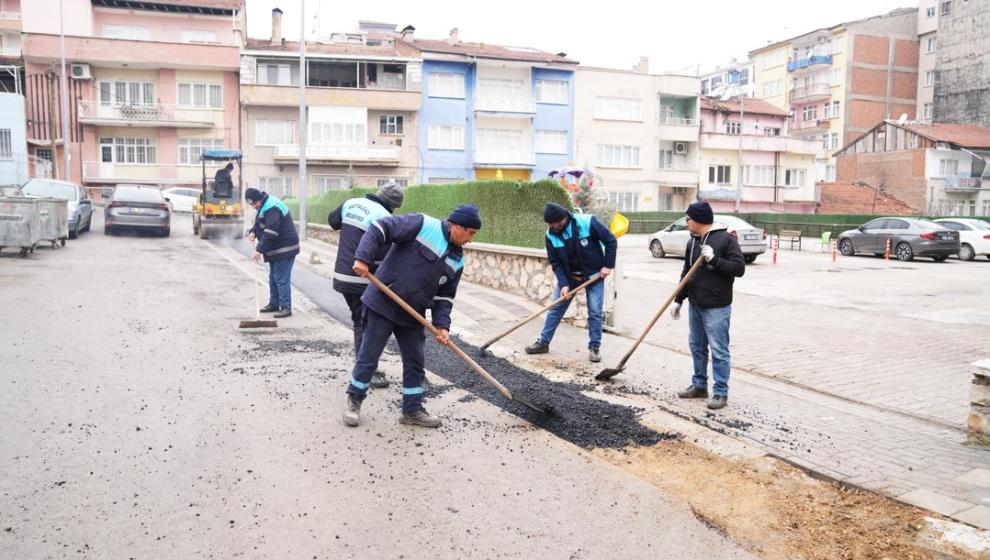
[
  {"left": 161, "top": 227, "right": 171, "bottom": 238},
  {"left": 649, "top": 239, "right": 665, "bottom": 258},
  {"left": 839, "top": 238, "right": 855, "bottom": 256},
  {"left": 68, "top": 225, "right": 78, "bottom": 240},
  {"left": 958, "top": 243, "right": 975, "bottom": 261},
  {"left": 932, "top": 255, "right": 948, "bottom": 262},
  {"left": 82, "top": 215, "right": 91, "bottom": 232},
  {"left": 895, "top": 242, "right": 914, "bottom": 262},
  {"left": 744, "top": 255, "right": 757, "bottom": 264},
  {"left": 104, "top": 225, "right": 113, "bottom": 236},
  {"left": 192, "top": 218, "right": 199, "bottom": 235}
]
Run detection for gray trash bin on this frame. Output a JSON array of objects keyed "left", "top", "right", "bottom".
[
  {"left": 0, "top": 196, "right": 42, "bottom": 257},
  {"left": 35, "top": 197, "right": 69, "bottom": 248}
]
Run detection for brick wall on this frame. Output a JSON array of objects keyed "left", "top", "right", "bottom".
[
  {"left": 853, "top": 35, "right": 890, "bottom": 65},
  {"left": 851, "top": 67, "right": 889, "bottom": 97},
  {"left": 834, "top": 151, "right": 927, "bottom": 210},
  {"left": 893, "top": 38, "right": 919, "bottom": 68},
  {"left": 817, "top": 181, "right": 917, "bottom": 215},
  {"left": 848, "top": 99, "right": 888, "bottom": 129},
  {"left": 893, "top": 72, "right": 918, "bottom": 99}
]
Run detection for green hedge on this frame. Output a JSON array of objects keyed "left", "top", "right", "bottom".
[{"left": 284, "top": 179, "right": 573, "bottom": 249}]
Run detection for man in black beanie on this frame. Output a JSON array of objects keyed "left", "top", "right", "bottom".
[
  {"left": 525, "top": 202, "right": 617, "bottom": 363},
  {"left": 342, "top": 204, "right": 480, "bottom": 428},
  {"left": 246, "top": 187, "right": 299, "bottom": 318},
  {"left": 670, "top": 201, "right": 745, "bottom": 410}
]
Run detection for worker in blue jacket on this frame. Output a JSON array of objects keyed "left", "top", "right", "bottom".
[
  {"left": 525, "top": 202, "right": 617, "bottom": 363},
  {"left": 246, "top": 187, "right": 299, "bottom": 319},
  {"left": 327, "top": 182, "right": 405, "bottom": 389},
  {"left": 342, "top": 204, "right": 481, "bottom": 429}
]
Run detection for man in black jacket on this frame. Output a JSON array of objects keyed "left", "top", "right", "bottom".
[{"left": 671, "top": 201, "right": 745, "bottom": 410}]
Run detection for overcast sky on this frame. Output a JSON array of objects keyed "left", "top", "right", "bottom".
[{"left": 246, "top": 0, "right": 913, "bottom": 74}]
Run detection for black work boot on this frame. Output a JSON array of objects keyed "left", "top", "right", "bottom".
[
  {"left": 707, "top": 395, "right": 728, "bottom": 410},
  {"left": 589, "top": 346, "right": 601, "bottom": 363},
  {"left": 259, "top": 304, "right": 278, "bottom": 313},
  {"left": 342, "top": 395, "right": 362, "bottom": 427},
  {"left": 399, "top": 408, "right": 442, "bottom": 428},
  {"left": 370, "top": 371, "right": 389, "bottom": 389},
  {"left": 273, "top": 309, "right": 292, "bottom": 319},
  {"left": 677, "top": 385, "right": 709, "bottom": 399},
  {"left": 525, "top": 340, "right": 549, "bottom": 354}
]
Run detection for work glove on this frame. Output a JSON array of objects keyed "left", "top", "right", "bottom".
[
  {"left": 671, "top": 302, "right": 682, "bottom": 320},
  {"left": 701, "top": 245, "right": 715, "bottom": 262}
]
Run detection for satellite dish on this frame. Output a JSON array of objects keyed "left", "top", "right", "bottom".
[{"left": 897, "top": 113, "right": 908, "bottom": 126}]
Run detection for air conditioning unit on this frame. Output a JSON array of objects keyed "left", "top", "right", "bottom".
[
  {"left": 70, "top": 63, "right": 92, "bottom": 80},
  {"left": 395, "top": 138, "right": 402, "bottom": 146},
  {"left": 673, "top": 186, "right": 687, "bottom": 195},
  {"left": 674, "top": 142, "right": 688, "bottom": 155}
]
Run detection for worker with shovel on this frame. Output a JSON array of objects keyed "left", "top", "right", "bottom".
[
  {"left": 670, "top": 201, "right": 745, "bottom": 410},
  {"left": 342, "top": 204, "right": 481, "bottom": 428},
  {"left": 525, "top": 202, "right": 617, "bottom": 363},
  {"left": 327, "top": 181, "right": 405, "bottom": 389},
  {"left": 246, "top": 187, "right": 299, "bottom": 319}
]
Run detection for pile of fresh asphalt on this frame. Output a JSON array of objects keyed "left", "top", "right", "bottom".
[{"left": 226, "top": 239, "right": 679, "bottom": 450}]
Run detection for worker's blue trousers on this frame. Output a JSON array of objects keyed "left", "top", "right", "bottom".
[{"left": 346, "top": 308, "right": 426, "bottom": 414}]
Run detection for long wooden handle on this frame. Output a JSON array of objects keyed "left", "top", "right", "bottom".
[
  {"left": 362, "top": 272, "right": 514, "bottom": 400},
  {"left": 480, "top": 274, "right": 601, "bottom": 349},
  {"left": 253, "top": 267, "right": 261, "bottom": 321},
  {"left": 614, "top": 257, "right": 705, "bottom": 371}
]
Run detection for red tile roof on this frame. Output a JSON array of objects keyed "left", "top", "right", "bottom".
[
  {"left": 700, "top": 96, "right": 788, "bottom": 117},
  {"left": 398, "top": 37, "right": 576, "bottom": 65},
  {"left": 243, "top": 38, "right": 418, "bottom": 59},
  {"left": 817, "top": 181, "right": 918, "bottom": 215},
  {"left": 899, "top": 122, "right": 990, "bottom": 149}
]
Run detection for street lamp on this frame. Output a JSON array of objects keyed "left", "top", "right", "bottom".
[{"left": 727, "top": 66, "right": 745, "bottom": 213}]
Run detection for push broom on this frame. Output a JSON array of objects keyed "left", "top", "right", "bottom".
[{"left": 239, "top": 265, "right": 278, "bottom": 329}]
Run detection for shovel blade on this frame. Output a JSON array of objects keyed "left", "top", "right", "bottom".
[
  {"left": 514, "top": 395, "right": 559, "bottom": 418},
  {"left": 239, "top": 320, "right": 278, "bottom": 329},
  {"left": 595, "top": 367, "right": 624, "bottom": 381}
]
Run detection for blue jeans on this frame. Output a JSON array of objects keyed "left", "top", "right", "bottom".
[
  {"left": 267, "top": 258, "right": 294, "bottom": 311},
  {"left": 539, "top": 279, "right": 604, "bottom": 350},
  {"left": 688, "top": 304, "right": 732, "bottom": 397}
]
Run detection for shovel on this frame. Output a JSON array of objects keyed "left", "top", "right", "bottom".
[
  {"left": 595, "top": 257, "right": 704, "bottom": 380},
  {"left": 362, "top": 271, "right": 555, "bottom": 416},
  {"left": 239, "top": 264, "right": 278, "bottom": 329},
  {"left": 478, "top": 274, "right": 601, "bottom": 353}
]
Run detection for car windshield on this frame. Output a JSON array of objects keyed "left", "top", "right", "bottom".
[
  {"left": 115, "top": 187, "right": 163, "bottom": 202},
  {"left": 966, "top": 220, "right": 990, "bottom": 230},
  {"left": 22, "top": 180, "right": 77, "bottom": 201}
]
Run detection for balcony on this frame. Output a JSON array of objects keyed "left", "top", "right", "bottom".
[
  {"left": 240, "top": 83, "right": 421, "bottom": 111},
  {"left": 656, "top": 165, "right": 698, "bottom": 185},
  {"left": 698, "top": 187, "right": 738, "bottom": 201},
  {"left": 22, "top": 34, "right": 239, "bottom": 70},
  {"left": 656, "top": 117, "right": 699, "bottom": 142},
  {"left": 789, "top": 83, "right": 831, "bottom": 103},
  {"left": 273, "top": 145, "right": 399, "bottom": 166},
  {"left": 787, "top": 55, "right": 833, "bottom": 73},
  {"left": 699, "top": 132, "right": 820, "bottom": 155},
  {"left": 791, "top": 118, "right": 831, "bottom": 134},
  {"left": 474, "top": 97, "right": 537, "bottom": 115},
  {"left": 0, "top": 46, "right": 19, "bottom": 58},
  {"left": 82, "top": 162, "right": 201, "bottom": 185},
  {"left": 473, "top": 150, "right": 536, "bottom": 166},
  {"left": 0, "top": 11, "right": 21, "bottom": 32},
  {"left": 78, "top": 101, "right": 216, "bottom": 128},
  {"left": 942, "top": 176, "right": 984, "bottom": 192}
]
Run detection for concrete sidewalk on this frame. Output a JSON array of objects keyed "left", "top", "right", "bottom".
[{"left": 295, "top": 233, "right": 990, "bottom": 531}]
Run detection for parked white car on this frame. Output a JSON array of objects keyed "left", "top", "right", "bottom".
[
  {"left": 161, "top": 187, "right": 201, "bottom": 213},
  {"left": 649, "top": 214, "right": 766, "bottom": 263},
  {"left": 934, "top": 218, "right": 990, "bottom": 261}
]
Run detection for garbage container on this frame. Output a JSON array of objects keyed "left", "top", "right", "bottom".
[
  {"left": 0, "top": 196, "right": 42, "bottom": 257},
  {"left": 35, "top": 197, "right": 69, "bottom": 248}
]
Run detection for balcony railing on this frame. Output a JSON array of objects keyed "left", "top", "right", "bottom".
[
  {"left": 77, "top": 101, "right": 216, "bottom": 128},
  {"left": 0, "top": 11, "right": 21, "bottom": 20},
  {"left": 474, "top": 97, "right": 537, "bottom": 114},
  {"left": 699, "top": 132, "right": 820, "bottom": 155},
  {"left": 0, "top": 47, "right": 20, "bottom": 57},
  {"left": 473, "top": 150, "right": 536, "bottom": 166},
  {"left": 792, "top": 118, "right": 831, "bottom": 132},
  {"left": 789, "top": 83, "right": 831, "bottom": 102},
  {"left": 82, "top": 161, "right": 199, "bottom": 184},
  {"left": 943, "top": 176, "right": 983, "bottom": 191},
  {"left": 787, "top": 55, "right": 833, "bottom": 72},
  {"left": 657, "top": 116, "right": 698, "bottom": 126},
  {"left": 274, "top": 145, "right": 399, "bottom": 163}
]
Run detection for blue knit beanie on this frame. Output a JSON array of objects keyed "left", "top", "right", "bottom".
[
  {"left": 543, "top": 202, "right": 569, "bottom": 224},
  {"left": 245, "top": 188, "right": 264, "bottom": 204},
  {"left": 686, "top": 201, "right": 714, "bottom": 224},
  {"left": 448, "top": 203, "right": 482, "bottom": 229}
]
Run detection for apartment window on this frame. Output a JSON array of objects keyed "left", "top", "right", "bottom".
[
  {"left": 428, "top": 72, "right": 465, "bottom": 98},
  {"left": 258, "top": 176, "right": 293, "bottom": 198},
  {"left": 255, "top": 120, "right": 295, "bottom": 145},
  {"left": 764, "top": 127, "right": 781, "bottom": 136},
  {"left": 535, "top": 130, "right": 568, "bottom": 154},
  {"left": 743, "top": 165, "right": 775, "bottom": 186},
  {"left": 478, "top": 78, "right": 524, "bottom": 100},
  {"left": 700, "top": 79, "right": 710, "bottom": 95},
  {"left": 428, "top": 176, "right": 464, "bottom": 185},
  {"left": 762, "top": 79, "right": 783, "bottom": 97},
  {"left": 826, "top": 164, "right": 836, "bottom": 182},
  {"left": 832, "top": 68, "right": 843, "bottom": 86},
  {"left": 657, "top": 192, "right": 674, "bottom": 211},
  {"left": 257, "top": 61, "right": 294, "bottom": 86},
  {"left": 941, "top": 1, "right": 952, "bottom": 15},
  {"left": 477, "top": 128, "right": 523, "bottom": 155},
  {"left": 824, "top": 100, "right": 840, "bottom": 119},
  {"left": 0, "top": 129, "right": 12, "bottom": 159},
  {"left": 927, "top": 37, "right": 937, "bottom": 53},
  {"left": 376, "top": 178, "right": 408, "bottom": 188},
  {"left": 658, "top": 149, "right": 673, "bottom": 169},
  {"left": 313, "top": 175, "right": 349, "bottom": 193},
  {"left": 737, "top": 68, "right": 750, "bottom": 86},
  {"left": 379, "top": 115, "right": 404, "bottom": 135},
  {"left": 181, "top": 30, "right": 218, "bottom": 43},
  {"left": 784, "top": 168, "right": 806, "bottom": 187},
  {"left": 312, "top": 122, "right": 366, "bottom": 145},
  {"left": 708, "top": 165, "right": 731, "bottom": 185},
  {"left": 827, "top": 133, "right": 839, "bottom": 150},
  {"left": 102, "top": 25, "right": 150, "bottom": 41},
  {"left": 924, "top": 103, "right": 933, "bottom": 120},
  {"left": 98, "top": 80, "right": 154, "bottom": 106},
  {"left": 762, "top": 51, "right": 784, "bottom": 69},
  {"left": 178, "top": 83, "right": 222, "bottom": 109},
  {"left": 726, "top": 121, "right": 741, "bottom": 135},
  {"left": 596, "top": 145, "right": 640, "bottom": 167},
  {"left": 536, "top": 79, "right": 568, "bottom": 104},
  {"left": 926, "top": 6, "right": 936, "bottom": 17},
  {"left": 925, "top": 71, "right": 935, "bottom": 87},
  {"left": 178, "top": 138, "right": 224, "bottom": 164},
  {"left": 939, "top": 158, "right": 959, "bottom": 176},
  {"left": 606, "top": 192, "right": 639, "bottom": 212},
  {"left": 710, "top": 76, "right": 723, "bottom": 89},
  {"left": 428, "top": 125, "right": 464, "bottom": 150},
  {"left": 802, "top": 105, "right": 818, "bottom": 122},
  {"left": 102, "top": 137, "right": 156, "bottom": 164},
  {"left": 595, "top": 97, "right": 642, "bottom": 121},
  {"left": 983, "top": 200, "right": 990, "bottom": 217}
]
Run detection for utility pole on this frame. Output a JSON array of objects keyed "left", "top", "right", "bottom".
[
  {"left": 298, "top": 1, "right": 308, "bottom": 241},
  {"left": 735, "top": 91, "right": 744, "bottom": 214},
  {"left": 59, "top": 0, "right": 71, "bottom": 182},
  {"left": 45, "top": 64, "right": 59, "bottom": 180}
]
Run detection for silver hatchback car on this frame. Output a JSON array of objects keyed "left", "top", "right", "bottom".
[
  {"left": 837, "top": 217, "right": 959, "bottom": 262},
  {"left": 104, "top": 184, "right": 172, "bottom": 237}
]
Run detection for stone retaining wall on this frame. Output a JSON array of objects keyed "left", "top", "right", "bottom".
[{"left": 970, "top": 360, "right": 990, "bottom": 444}]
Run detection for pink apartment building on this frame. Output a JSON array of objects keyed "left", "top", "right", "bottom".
[{"left": 20, "top": 0, "right": 242, "bottom": 190}]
